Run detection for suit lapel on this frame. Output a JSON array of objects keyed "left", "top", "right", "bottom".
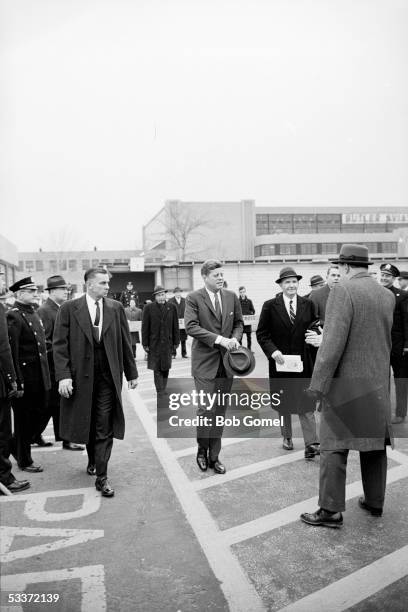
[
  {"left": 273, "top": 293, "right": 291, "bottom": 329},
  {"left": 292, "top": 296, "right": 307, "bottom": 332},
  {"left": 221, "top": 289, "right": 228, "bottom": 329},
  {"left": 201, "top": 288, "right": 218, "bottom": 319},
  {"left": 74, "top": 296, "right": 93, "bottom": 345},
  {"left": 102, "top": 298, "right": 114, "bottom": 337}
]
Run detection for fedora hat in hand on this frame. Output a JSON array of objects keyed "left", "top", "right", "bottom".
[
  {"left": 276, "top": 267, "right": 302, "bottom": 284},
  {"left": 223, "top": 346, "right": 255, "bottom": 378},
  {"left": 331, "top": 244, "right": 373, "bottom": 265}
]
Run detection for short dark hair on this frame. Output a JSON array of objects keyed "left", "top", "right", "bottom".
[
  {"left": 84, "top": 268, "right": 109, "bottom": 283},
  {"left": 201, "top": 259, "right": 222, "bottom": 277},
  {"left": 239, "top": 286, "right": 245, "bottom": 291}
]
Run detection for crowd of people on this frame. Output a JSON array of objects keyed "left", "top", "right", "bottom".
[{"left": 0, "top": 245, "right": 407, "bottom": 527}]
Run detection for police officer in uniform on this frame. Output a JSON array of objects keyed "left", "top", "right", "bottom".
[
  {"left": 380, "top": 263, "right": 408, "bottom": 424},
  {"left": 7, "top": 277, "right": 51, "bottom": 472}
]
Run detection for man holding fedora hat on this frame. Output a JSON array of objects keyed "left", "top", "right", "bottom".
[
  {"left": 142, "top": 286, "right": 180, "bottom": 395},
  {"left": 379, "top": 263, "right": 408, "bottom": 424},
  {"left": 38, "top": 276, "right": 84, "bottom": 451},
  {"left": 184, "top": 259, "right": 243, "bottom": 474},
  {"left": 301, "top": 244, "right": 395, "bottom": 528},
  {"left": 7, "top": 277, "right": 51, "bottom": 473},
  {"left": 257, "top": 266, "right": 319, "bottom": 459}
]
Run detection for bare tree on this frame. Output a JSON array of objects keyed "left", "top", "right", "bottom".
[
  {"left": 38, "top": 225, "right": 87, "bottom": 274},
  {"left": 160, "top": 202, "right": 211, "bottom": 261}
]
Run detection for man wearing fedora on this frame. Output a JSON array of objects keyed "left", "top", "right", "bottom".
[
  {"left": 379, "top": 263, "right": 408, "bottom": 424},
  {"left": 257, "top": 266, "right": 319, "bottom": 459},
  {"left": 309, "top": 265, "right": 341, "bottom": 325},
  {"left": 7, "top": 277, "right": 51, "bottom": 473},
  {"left": 184, "top": 260, "right": 243, "bottom": 474},
  {"left": 301, "top": 244, "right": 395, "bottom": 528},
  {"left": 305, "top": 275, "right": 325, "bottom": 298},
  {"left": 142, "top": 286, "right": 180, "bottom": 394},
  {"left": 38, "top": 276, "right": 84, "bottom": 451},
  {"left": 168, "top": 287, "right": 188, "bottom": 359},
  {"left": 0, "top": 272, "right": 30, "bottom": 492},
  {"left": 53, "top": 268, "right": 138, "bottom": 498}
]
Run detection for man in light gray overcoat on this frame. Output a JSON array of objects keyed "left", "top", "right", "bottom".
[{"left": 301, "top": 244, "right": 395, "bottom": 528}]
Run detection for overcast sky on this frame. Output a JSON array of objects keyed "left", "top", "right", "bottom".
[{"left": 1, "top": 0, "right": 407, "bottom": 252}]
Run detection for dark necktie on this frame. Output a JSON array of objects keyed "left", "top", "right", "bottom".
[
  {"left": 289, "top": 299, "right": 295, "bottom": 325},
  {"left": 93, "top": 300, "right": 101, "bottom": 342},
  {"left": 214, "top": 292, "right": 222, "bottom": 320}
]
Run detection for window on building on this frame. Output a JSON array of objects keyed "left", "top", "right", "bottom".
[
  {"left": 82, "top": 259, "right": 90, "bottom": 270},
  {"left": 279, "top": 244, "right": 297, "bottom": 255},
  {"left": 92, "top": 259, "right": 99, "bottom": 267},
  {"left": 35, "top": 260, "right": 44, "bottom": 272},
  {"left": 300, "top": 243, "right": 318, "bottom": 255},
  {"left": 25, "top": 260, "right": 34, "bottom": 271},
  {"left": 269, "top": 214, "right": 293, "bottom": 233},
  {"left": 163, "top": 267, "right": 193, "bottom": 291},
  {"left": 59, "top": 260, "right": 67, "bottom": 271},
  {"left": 321, "top": 243, "right": 338, "bottom": 254},
  {"left": 49, "top": 260, "right": 57, "bottom": 273},
  {"left": 364, "top": 242, "right": 378, "bottom": 253},
  {"left": 69, "top": 260, "right": 77, "bottom": 272},
  {"left": 365, "top": 224, "right": 386, "bottom": 233},
  {"left": 382, "top": 242, "right": 397, "bottom": 253},
  {"left": 293, "top": 214, "right": 316, "bottom": 233},
  {"left": 18, "top": 261, "right": 24, "bottom": 271},
  {"left": 342, "top": 223, "right": 365, "bottom": 233},
  {"left": 256, "top": 214, "right": 270, "bottom": 235},
  {"left": 317, "top": 214, "right": 341, "bottom": 233}
]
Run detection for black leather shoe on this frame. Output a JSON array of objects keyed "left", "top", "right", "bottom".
[
  {"left": 86, "top": 464, "right": 96, "bottom": 476},
  {"left": 182, "top": 355, "right": 188, "bottom": 359},
  {"left": 21, "top": 463, "right": 43, "bottom": 473},
  {"left": 95, "top": 479, "right": 115, "bottom": 497},
  {"left": 358, "top": 497, "right": 383, "bottom": 517},
  {"left": 7, "top": 479, "right": 31, "bottom": 492},
  {"left": 304, "top": 445, "right": 317, "bottom": 460},
  {"left": 63, "top": 442, "right": 85, "bottom": 451},
  {"left": 32, "top": 437, "right": 53, "bottom": 447},
  {"left": 196, "top": 450, "right": 208, "bottom": 471},
  {"left": 300, "top": 508, "right": 343, "bottom": 528},
  {"left": 208, "top": 460, "right": 226, "bottom": 474},
  {"left": 283, "top": 438, "right": 294, "bottom": 451}
]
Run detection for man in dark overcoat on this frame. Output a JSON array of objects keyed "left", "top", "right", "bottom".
[
  {"left": 38, "top": 275, "right": 83, "bottom": 451},
  {"left": 379, "top": 263, "right": 408, "bottom": 424},
  {"left": 184, "top": 260, "right": 243, "bottom": 474},
  {"left": 53, "top": 268, "right": 138, "bottom": 498},
  {"left": 0, "top": 272, "right": 30, "bottom": 492},
  {"left": 7, "top": 277, "right": 51, "bottom": 472},
  {"left": 301, "top": 245, "right": 395, "bottom": 528},
  {"left": 168, "top": 287, "right": 188, "bottom": 358},
  {"left": 257, "top": 266, "right": 319, "bottom": 459},
  {"left": 309, "top": 265, "right": 341, "bottom": 324},
  {"left": 142, "top": 286, "right": 179, "bottom": 394},
  {"left": 238, "top": 286, "right": 255, "bottom": 350}
]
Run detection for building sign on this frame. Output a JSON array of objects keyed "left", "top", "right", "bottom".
[
  {"left": 130, "top": 256, "right": 145, "bottom": 271},
  {"left": 342, "top": 213, "right": 408, "bottom": 224}
]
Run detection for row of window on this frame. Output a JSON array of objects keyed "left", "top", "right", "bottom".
[
  {"left": 18, "top": 258, "right": 130, "bottom": 273},
  {"left": 254, "top": 242, "right": 398, "bottom": 257},
  {"left": 255, "top": 214, "right": 408, "bottom": 235}
]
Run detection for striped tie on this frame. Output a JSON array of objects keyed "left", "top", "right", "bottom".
[{"left": 289, "top": 299, "right": 295, "bottom": 325}]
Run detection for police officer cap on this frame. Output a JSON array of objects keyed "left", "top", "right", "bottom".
[
  {"left": 380, "top": 263, "right": 400, "bottom": 277},
  {"left": 398, "top": 270, "right": 408, "bottom": 280},
  {"left": 9, "top": 276, "right": 37, "bottom": 292}
]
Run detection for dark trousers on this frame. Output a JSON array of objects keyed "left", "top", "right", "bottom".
[
  {"left": 239, "top": 327, "right": 252, "bottom": 350},
  {"left": 86, "top": 344, "right": 116, "bottom": 481},
  {"left": 0, "top": 398, "right": 14, "bottom": 485},
  {"left": 154, "top": 370, "right": 169, "bottom": 393},
  {"left": 318, "top": 448, "right": 387, "bottom": 512},
  {"left": 194, "top": 359, "right": 233, "bottom": 462},
  {"left": 10, "top": 390, "right": 46, "bottom": 468},
  {"left": 173, "top": 338, "right": 187, "bottom": 357},
  {"left": 391, "top": 354, "right": 408, "bottom": 418},
  {"left": 280, "top": 411, "right": 318, "bottom": 447}
]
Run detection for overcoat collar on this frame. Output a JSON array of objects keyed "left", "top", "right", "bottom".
[
  {"left": 273, "top": 292, "right": 307, "bottom": 331},
  {"left": 46, "top": 297, "right": 59, "bottom": 312},
  {"left": 74, "top": 295, "right": 114, "bottom": 344}
]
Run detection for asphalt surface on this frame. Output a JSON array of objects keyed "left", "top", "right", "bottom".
[{"left": 1, "top": 339, "right": 408, "bottom": 612}]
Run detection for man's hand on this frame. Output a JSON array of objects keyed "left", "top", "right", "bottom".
[
  {"left": 128, "top": 379, "right": 138, "bottom": 390},
  {"left": 220, "top": 337, "right": 240, "bottom": 351},
  {"left": 305, "top": 329, "right": 323, "bottom": 348},
  {"left": 8, "top": 381, "right": 19, "bottom": 399},
  {"left": 272, "top": 350, "right": 285, "bottom": 365},
  {"left": 59, "top": 379, "right": 73, "bottom": 399},
  {"left": 403, "top": 348, "right": 408, "bottom": 355}
]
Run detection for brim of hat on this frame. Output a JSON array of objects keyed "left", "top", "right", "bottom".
[
  {"left": 330, "top": 258, "right": 374, "bottom": 265},
  {"left": 276, "top": 275, "right": 302, "bottom": 283},
  {"left": 46, "top": 285, "right": 68, "bottom": 289},
  {"left": 223, "top": 350, "right": 256, "bottom": 378},
  {"left": 153, "top": 290, "right": 167, "bottom": 295}
]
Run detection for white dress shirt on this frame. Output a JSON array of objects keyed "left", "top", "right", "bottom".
[
  {"left": 282, "top": 293, "right": 297, "bottom": 318},
  {"left": 205, "top": 286, "right": 223, "bottom": 344},
  {"left": 86, "top": 293, "right": 103, "bottom": 340}
]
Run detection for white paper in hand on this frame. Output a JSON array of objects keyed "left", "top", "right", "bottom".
[{"left": 276, "top": 355, "right": 303, "bottom": 373}]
